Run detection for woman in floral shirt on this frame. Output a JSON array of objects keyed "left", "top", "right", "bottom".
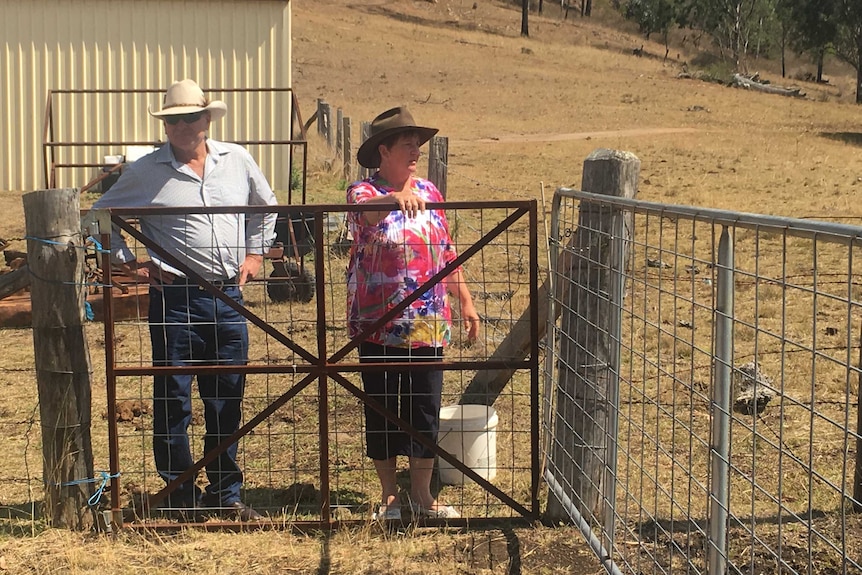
[{"left": 347, "top": 107, "right": 480, "bottom": 521}]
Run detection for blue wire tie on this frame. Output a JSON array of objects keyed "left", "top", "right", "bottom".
[
  {"left": 23, "top": 235, "right": 108, "bottom": 254},
  {"left": 88, "top": 471, "right": 119, "bottom": 507},
  {"left": 24, "top": 236, "right": 71, "bottom": 248},
  {"left": 86, "top": 236, "right": 107, "bottom": 253},
  {"left": 57, "top": 471, "right": 121, "bottom": 507}
]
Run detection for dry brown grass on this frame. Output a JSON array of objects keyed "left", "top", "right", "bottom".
[
  {"left": 0, "top": 524, "right": 603, "bottom": 574},
  {"left": 3, "top": 0, "right": 862, "bottom": 572}
]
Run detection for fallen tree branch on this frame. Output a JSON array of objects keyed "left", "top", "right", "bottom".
[{"left": 732, "top": 73, "right": 805, "bottom": 98}]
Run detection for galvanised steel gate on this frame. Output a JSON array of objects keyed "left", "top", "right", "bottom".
[{"left": 544, "top": 187, "right": 862, "bottom": 574}]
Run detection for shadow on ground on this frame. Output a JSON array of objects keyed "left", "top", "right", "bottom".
[{"left": 820, "top": 132, "right": 862, "bottom": 147}]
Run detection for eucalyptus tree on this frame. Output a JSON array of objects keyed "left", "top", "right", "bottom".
[
  {"left": 787, "top": 0, "right": 862, "bottom": 102},
  {"left": 779, "top": 0, "right": 838, "bottom": 82},
  {"left": 833, "top": 0, "right": 862, "bottom": 103},
  {"left": 618, "top": 0, "right": 681, "bottom": 58},
  {"left": 679, "top": 0, "right": 779, "bottom": 71}
]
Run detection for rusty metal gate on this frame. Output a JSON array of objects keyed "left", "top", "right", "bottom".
[{"left": 89, "top": 200, "right": 540, "bottom": 529}]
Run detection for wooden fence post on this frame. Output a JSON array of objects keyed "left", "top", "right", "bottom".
[
  {"left": 427, "top": 136, "right": 448, "bottom": 199},
  {"left": 360, "top": 121, "right": 371, "bottom": 180},
  {"left": 545, "top": 149, "right": 639, "bottom": 523},
  {"left": 317, "top": 99, "right": 332, "bottom": 148},
  {"left": 23, "top": 188, "right": 95, "bottom": 529},
  {"left": 336, "top": 108, "right": 344, "bottom": 159},
  {"left": 342, "top": 117, "right": 353, "bottom": 182},
  {"left": 459, "top": 150, "right": 638, "bottom": 407}
]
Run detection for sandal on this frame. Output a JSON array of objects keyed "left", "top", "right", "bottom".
[
  {"left": 372, "top": 504, "right": 402, "bottom": 521},
  {"left": 409, "top": 502, "right": 460, "bottom": 519}
]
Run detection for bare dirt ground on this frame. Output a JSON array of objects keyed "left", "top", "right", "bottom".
[{"left": 2, "top": 0, "right": 862, "bottom": 574}]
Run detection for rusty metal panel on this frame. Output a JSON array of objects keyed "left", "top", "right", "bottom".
[
  {"left": 91, "top": 200, "right": 540, "bottom": 527},
  {"left": 0, "top": 0, "right": 291, "bottom": 192}
]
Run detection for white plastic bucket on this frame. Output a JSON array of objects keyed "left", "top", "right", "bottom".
[{"left": 437, "top": 405, "right": 498, "bottom": 485}]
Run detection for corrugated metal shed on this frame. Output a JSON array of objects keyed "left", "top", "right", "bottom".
[{"left": 0, "top": 0, "right": 293, "bottom": 193}]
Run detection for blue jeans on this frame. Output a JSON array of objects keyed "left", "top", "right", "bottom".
[{"left": 149, "top": 282, "right": 248, "bottom": 506}]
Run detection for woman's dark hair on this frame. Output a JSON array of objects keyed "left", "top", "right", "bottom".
[{"left": 380, "top": 129, "right": 420, "bottom": 150}]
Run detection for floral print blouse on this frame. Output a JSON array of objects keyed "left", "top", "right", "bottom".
[{"left": 346, "top": 174, "right": 458, "bottom": 349}]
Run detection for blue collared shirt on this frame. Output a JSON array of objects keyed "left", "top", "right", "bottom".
[{"left": 92, "top": 139, "right": 277, "bottom": 281}]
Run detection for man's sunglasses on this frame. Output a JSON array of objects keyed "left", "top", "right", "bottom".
[{"left": 164, "top": 111, "right": 206, "bottom": 125}]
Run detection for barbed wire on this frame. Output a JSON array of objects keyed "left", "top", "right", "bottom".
[
  {"left": 23, "top": 402, "right": 38, "bottom": 526},
  {"left": 23, "top": 264, "right": 110, "bottom": 290},
  {"left": 2, "top": 232, "right": 99, "bottom": 246},
  {"left": 2, "top": 235, "right": 111, "bottom": 293}
]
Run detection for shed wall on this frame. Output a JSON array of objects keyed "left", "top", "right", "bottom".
[{"left": 0, "top": 0, "right": 292, "bottom": 193}]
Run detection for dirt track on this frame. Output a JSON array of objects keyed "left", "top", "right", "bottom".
[{"left": 473, "top": 127, "right": 700, "bottom": 143}]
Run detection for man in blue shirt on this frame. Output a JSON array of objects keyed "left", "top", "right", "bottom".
[{"left": 92, "top": 79, "right": 277, "bottom": 521}]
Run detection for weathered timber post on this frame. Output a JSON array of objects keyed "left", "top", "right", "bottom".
[
  {"left": 360, "top": 121, "right": 371, "bottom": 180},
  {"left": 24, "top": 188, "right": 95, "bottom": 529},
  {"left": 317, "top": 99, "right": 333, "bottom": 148},
  {"left": 459, "top": 149, "right": 638, "bottom": 407},
  {"left": 427, "top": 136, "right": 448, "bottom": 199},
  {"left": 545, "top": 149, "right": 639, "bottom": 524},
  {"left": 343, "top": 117, "right": 353, "bottom": 181},
  {"left": 336, "top": 107, "right": 344, "bottom": 159}
]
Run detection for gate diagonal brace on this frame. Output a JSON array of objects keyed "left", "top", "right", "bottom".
[
  {"left": 107, "top": 203, "right": 534, "bottom": 518},
  {"left": 147, "top": 372, "right": 318, "bottom": 511},
  {"left": 111, "top": 213, "right": 317, "bottom": 364},
  {"left": 329, "top": 206, "right": 529, "bottom": 364}
]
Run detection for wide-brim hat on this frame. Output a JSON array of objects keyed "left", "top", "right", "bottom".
[
  {"left": 357, "top": 106, "right": 438, "bottom": 168},
  {"left": 148, "top": 79, "right": 227, "bottom": 121}
]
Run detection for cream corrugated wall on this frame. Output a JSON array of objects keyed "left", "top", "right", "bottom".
[{"left": 0, "top": 0, "right": 292, "bottom": 193}]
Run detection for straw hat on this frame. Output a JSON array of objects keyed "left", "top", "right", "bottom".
[
  {"left": 148, "top": 79, "right": 227, "bottom": 121},
  {"left": 356, "top": 106, "right": 438, "bottom": 168}
]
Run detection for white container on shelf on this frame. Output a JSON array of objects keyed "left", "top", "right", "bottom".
[{"left": 125, "top": 145, "right": 155, "bottom": 163}]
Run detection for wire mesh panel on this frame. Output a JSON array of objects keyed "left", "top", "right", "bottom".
[
  {"left": 544, "top": 189, "right": 862, "bottom": 575},
  {"left": 88, "top": 201, "right": 539, "bottom": 527}
]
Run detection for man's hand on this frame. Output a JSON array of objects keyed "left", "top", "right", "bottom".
[
  {"left": 121, "top": 260, "right": 174, "bottom": 291},
  {"left": 239, "top": 254, "right": 264, "bottom": 288}
]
